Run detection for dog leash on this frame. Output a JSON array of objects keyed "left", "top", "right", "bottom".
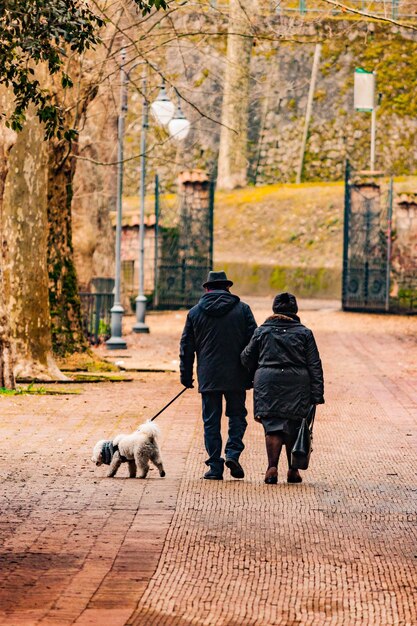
[{"left": 150, "top": 387, "right": 188, "bottom": 421}]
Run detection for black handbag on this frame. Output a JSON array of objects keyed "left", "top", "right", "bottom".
[{"left": 291, "top": 405, "right": 316, "bottom": 470}]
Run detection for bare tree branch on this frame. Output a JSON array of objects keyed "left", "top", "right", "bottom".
[{"left": 319, "top": 0, "right": 417, "bottom": 31}]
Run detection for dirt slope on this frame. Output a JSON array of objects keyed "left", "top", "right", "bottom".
[{"left": 214, "top": 182, "right": 344, "bottom": 268}]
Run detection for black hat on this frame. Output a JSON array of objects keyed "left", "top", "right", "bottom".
[
  {"left": 203, "top": 270, "right": 233, "bottom": 289},
  {"left": 272, "top": 292, "right": 298, "bottom": 314}
]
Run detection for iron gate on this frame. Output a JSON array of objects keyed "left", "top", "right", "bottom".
[
  {"left": 342, "top": 162, "right": 393, "bottom": 312},
  {"left": 153, "top": 174, "right": 214, "bottom": 309}
]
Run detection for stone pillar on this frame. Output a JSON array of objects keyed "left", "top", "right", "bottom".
[
  {"left": 391, "top": 194, "right": 417, "bottom": 298},
  {"left": 178, "top": 170, "right": 211, "bottom": 259},
  {"left": 177, "top": 170, "right": 212, "bottom": 296}
]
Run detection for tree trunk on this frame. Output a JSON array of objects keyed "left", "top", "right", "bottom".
[
  {"left": 0, "top": 88, "right": 17, "bottom": 388},
  {"left": 217, "top": 0, "right": 254, "bottom": 190},
  {"left": 71, "top": 15, "right": 123, "bottom": 291},
  {"left": 3, "top": 106, "right": 67, "bottom": 380},
  {"left": 46, "top": 58, "right": 100, "bottom": 356},
  {"left": 47, "top": 137, "right": 89, "bottom": 356},
  {"left": 72, "top": 78, "right": 118, "bottom": 290}
]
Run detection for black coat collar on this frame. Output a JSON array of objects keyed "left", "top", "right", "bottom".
[{"left": 264, "top": 313, "right": 301, "bottom": 324}]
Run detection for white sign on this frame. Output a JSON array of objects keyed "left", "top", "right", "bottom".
[{"left": 354, "top": 69, "right": 375, "bottom": 112}]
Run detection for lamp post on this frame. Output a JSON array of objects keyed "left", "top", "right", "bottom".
[
  {"left": 106, "top": 56, "right": 190, "bottom": 343},
  {"left": 106, "top": 49, "right": 128, "bottom": 350},
  {"left": 133, "top": 82, "right": 190, "bottom": 333},
  {"left": 132, "top": 70, "right": 150, "bottom": 333}
]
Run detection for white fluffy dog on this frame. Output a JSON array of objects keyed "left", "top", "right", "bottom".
[{"left": 91, "top": 421, "right": 165, "bottom": 479}]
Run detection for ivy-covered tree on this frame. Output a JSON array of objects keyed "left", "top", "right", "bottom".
[{"left": 0, "top": 0, "right": 169, "bottom": 386}]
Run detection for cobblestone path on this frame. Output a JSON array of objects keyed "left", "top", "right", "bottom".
[{"left": 0, "top": 302, "right": 416, "bottom": 625}]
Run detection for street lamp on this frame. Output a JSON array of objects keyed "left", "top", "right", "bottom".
[
  {"left": 106, "top": 55, "right": 190, "bottom": 345},
  {"left": 151, "top": 80, "right": 175, "bottom": 125},
  {"left": 106, "top": 49, "right": 128, "bottom": 350},
  {"left": 168, "top": 97, "right": 191, "bottom": 141},
  {"left": 133, "top": 81, "right": 190, "bottom": 333}
]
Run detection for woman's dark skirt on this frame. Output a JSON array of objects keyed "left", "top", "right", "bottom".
[{"left": 261, "top": 416, "right": 302, "bottom": 437}]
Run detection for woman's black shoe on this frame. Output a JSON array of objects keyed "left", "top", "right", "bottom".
[
  {"left": 264, "top": 467, "right": 278, "bottom": 484},
  {"left": 287, "top": 469, "right": 302, "bottom": 483}
]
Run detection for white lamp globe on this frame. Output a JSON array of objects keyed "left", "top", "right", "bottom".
[
  {"left": 151, "top": 83, "right": 175, "bottom": 126},
  {"left": 168, "top": 104, "right": 191, "bottom": 140}
]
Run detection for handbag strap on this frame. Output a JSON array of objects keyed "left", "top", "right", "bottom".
[{"left": 307, "top": 405, "right": 316, "bottom": 431}]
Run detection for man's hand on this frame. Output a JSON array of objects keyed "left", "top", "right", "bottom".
[{"left": 181, "top": 378, "right": 194, "bottom": 389}]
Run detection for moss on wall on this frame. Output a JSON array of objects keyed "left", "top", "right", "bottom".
[
  {"left": 217, "top": 262, "right": 341, "bottom": 299},
  {"left": 303, "top": 28, "right": 417, "bottom": 179}
]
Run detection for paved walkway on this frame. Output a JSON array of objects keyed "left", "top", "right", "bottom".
[{"left": 0, "top": 299, "right": 416, "bottom": 625}]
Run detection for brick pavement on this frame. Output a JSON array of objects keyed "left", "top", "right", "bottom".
[{"left": 0, "top": 300, "right": 416, "bottom": 625}]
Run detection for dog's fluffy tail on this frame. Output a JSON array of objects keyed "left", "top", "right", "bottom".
[{"left": 137, "top": 420, "right": 161, "bottom": 438}]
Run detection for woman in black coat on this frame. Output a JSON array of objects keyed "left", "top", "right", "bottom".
[{"left": 241, "top": 292, "right": 324, "bottom": 484}]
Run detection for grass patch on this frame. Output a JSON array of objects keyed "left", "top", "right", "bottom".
[
  {"left": 57, "top": 352, "right": 119, "bottom": 373},
  {"left": 214, "top": 182, "right": 345, "bottom": 268},
  {"left": 69, "top": 373, "right": 133, "bottom": 383},
  {"left": 0, "top": 384, "right": 80, "bottom": 396}
]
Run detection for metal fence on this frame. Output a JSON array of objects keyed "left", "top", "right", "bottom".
[
  {"left": 153, "top": 175, "right": 214, "bottom": 309},
  {"left": 342, "top": 162, "right": 416, "bottom": 315},
  {"left": 79, "top": 292, "right": 114, "bottom": 345}
]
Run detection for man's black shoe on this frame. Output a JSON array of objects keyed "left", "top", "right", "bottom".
[
  {"left": 203, "top": 470, "right": 223, "bottom": 480},
  {"left": 225, "top": 458, "right": 245, "bottom": 479}
]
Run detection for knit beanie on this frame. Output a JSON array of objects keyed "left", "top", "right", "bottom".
[{"left": 272, "top": 292, "right": 298, "bottom": 314}]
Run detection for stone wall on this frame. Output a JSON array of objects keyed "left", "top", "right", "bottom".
[
  {"left": 217, "top": 261, "right": 341, "bottom": 299},
  {"left": 254, "top": 30, "right": 417, "bottom": 183},
  {"left": 123, "top": 18, "right": 417, "bottom": 191}
]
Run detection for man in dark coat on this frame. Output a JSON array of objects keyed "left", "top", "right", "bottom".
[{"left": 180, "top": 271, "right": 257, "bottom": 480}]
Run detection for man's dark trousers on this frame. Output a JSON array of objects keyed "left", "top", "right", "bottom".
[{"left": 201, "top": 390, "right": 248, "bottom": 475}]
